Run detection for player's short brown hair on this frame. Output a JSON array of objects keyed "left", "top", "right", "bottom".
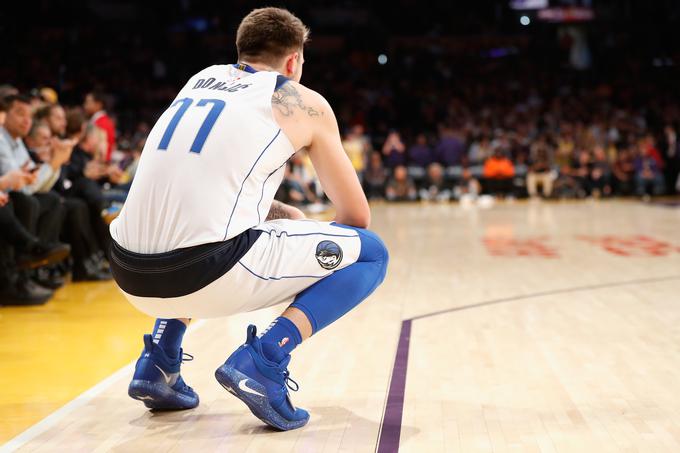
[{"left": 236, "top": 8, "right": 309, "bottom": 65}]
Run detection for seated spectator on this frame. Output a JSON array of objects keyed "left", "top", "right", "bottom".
[
  {"left": 612, "top": 148, "right": 635, "bottom": 195},
  {"left": 364, "top": 151, "right": 388, "bottom": 200},
  {"left": 640, "top": 135, "right": 665, "bottom": 170},
  {"left": 84, "top": 90, "right": 116, "bottom": 162},
  {"left": 102, "top": 139, "right": 143, "bottom": 204},
  {"left": 468, "top": 135, "right": 493, "bottom": 166},
  {"left": 34, "top": 103, "right": 67, "bottom": 138},
  {"left": 419, "top": 163, "right": 452, "bottom": 201},
  {"left": 278, "top": 162, "right": 317, "bottom": 206},
  {"left": 453, "top": 167, "right": 481, "bottom": 201},
  {"left": 435, "top": 125, "right": 465, "bottom": 167},
  {"left": 0, "top": 96, "right": 69, "bottom": 273},
  {"left": 382, "top": 130, "right": 406, "bottom": 168},
  {"left": 590, "top": 146, "right": 612, "bottom": 197},
  {"left": 571, "top": 150, "right": 591, "bottom": 198},
  {"left": 0, "top": 166, "right": 70, "bottom": 305},
  {"left": 0, "top": 95, "right": 67, "bottom": 195},
  {"left": 386, "top": 165, "right": 417, "bottom": 201},
  {"left": 20, "top": 113, "right": 77, "bottom": 288},
  {"left": 526, "top": 141, "right": 554, "bottom": 199},
  {"left": 26, "top": 119, "right": 110, "bottom": 281},
  {"left": 407, "top": 133, "right": 433, "bottom": 168},
  {"left": 482, "top": 148, "right": 515, "bottom": 196},
  {"left": 634, "top": 145, "right": 665, "bottom": 197},
  {"left": 342, "top": 124, "right": 370, "bottom": 182},
  {"left": 662, "top": 125, "right": 680, "bottom": 194},
  {"left": 0, "top": 85, "right": 19, "bottom": 126},
  {"left": 56, "top": 112, "right": 112, "bottom": 258}
]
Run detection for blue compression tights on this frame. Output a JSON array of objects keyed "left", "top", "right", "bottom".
[{"left": 289, "top": 225, "right": 389, "bottom": 334}]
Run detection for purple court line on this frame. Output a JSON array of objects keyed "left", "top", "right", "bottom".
[
  {"left": 374, "top": 274, "right": 680, "bottom": 452},
  {"left": 376, "top": 319, "right": 411, "bottom": 453}
]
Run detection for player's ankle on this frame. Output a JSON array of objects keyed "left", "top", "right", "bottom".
[
  {"left": 259, "top": 317, "right": 302, "bottom": 357},
  {"left": 150, "top": 319, "right": 186, "bottom": 359},
  {"left": 260, "top": 341, "right": 288, "bottom": 364}
]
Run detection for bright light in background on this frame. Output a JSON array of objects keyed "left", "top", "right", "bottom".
[
  {"left": 378, "top": 54, "right": 388, "bottom": 65},
  {"left": 520, "top": 15, "right": 531, "bottom": 26}
]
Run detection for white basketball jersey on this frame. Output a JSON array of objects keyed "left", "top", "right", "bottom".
[{"left": 110, "top": 64, "right": 295, "bottom": 253}]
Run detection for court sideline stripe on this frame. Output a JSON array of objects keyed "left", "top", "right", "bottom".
[
  {"left": 0, "top": 320, "right": 207, "bottom": 453},
  {"left": 375, "top": 274, "right": 680, "bottom": 453}
]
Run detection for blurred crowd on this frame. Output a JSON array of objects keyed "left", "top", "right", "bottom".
[
  {"left": 0, "top": 86, "right": 141, "bottom": 306},
  {"left": 4, "top": 0, "right": 680, "bottom": 306},
  {"left": 282, "top": 99, "right": 680, "bottom": 206},
  {"left": 3, "top": 67, "right": 680, "bottom": 306}
]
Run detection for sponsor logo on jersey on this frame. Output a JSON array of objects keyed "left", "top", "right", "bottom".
[{"left": 315, "top": 240, "right": 343, "bottom": 270}]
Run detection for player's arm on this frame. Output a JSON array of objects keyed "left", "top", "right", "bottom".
[
  {"left": 271, "top": 81, "right": 370, "bottom": 228},
  {"left": 304, "top": 93, "right": 371, "bottom": 228}
]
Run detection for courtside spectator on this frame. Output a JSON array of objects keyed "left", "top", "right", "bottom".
[
  {"left": 56, "top": 113, "right": 112, "bottom": 255},
  {"left": 25, "top": 119, "right": 109, "bottom": 281},
  {"left": 0, "top": 164, "right": 71, "bottom": 304},
  {"left": 342, "top": 124, "right": 371, "bottom": 182},
  {"left": 635, "top": 145, "right": 665, "bottom": 197},
  {"left": 35, "top": 104, "right": 67, "bottom": 138},
  {"left": 435, "top": 125, "right": 465, "bottom": 167},
  {"left": 662, "top": 125, "right": 680, "bottom": 194},
  {"left": 453, "top": 168, "right": 481, "bottom": 201},
  {"left": 590, "top": 146, "right": 612, "bottom": 197},
  {"left": 571, "top": 150, "right": 592, "bottom": 198},
  {"left": 419, "top": 163, "right": 452, "bottom": 201},
  {"left": 382, "top": 130, "right": 406, "bottom": 169},
  {"left": 84, "top": 90, "right": 116, "bottom": 162},
  {"left": 364, "top": 151, "right": 388, "bottom": 200},
  {"left": 0, "top": 96, "right": 68, "bottom": 266},
  {"left": 407, "top": 133, "right": 434, "bottom": 168},
  {"left": 483, "top": 148, "right": 515, "bottom": 196},
  {"left": 468, "top": 136, "right": 493, "bottom": 166},
  {"left": 526, "top": 138, "right": 554, "bottom": 199},
  {"left": 386, "top": 165, "right": 417, "bottom": 201},
  {"left": 612, "top": 148, "right": 636, "bottom": 195}
]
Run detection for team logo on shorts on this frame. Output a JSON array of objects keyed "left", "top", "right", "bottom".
[{"left": 315, "top": 240, "right": 343, "bottom": 270}]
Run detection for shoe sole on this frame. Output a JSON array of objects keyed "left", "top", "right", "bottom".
[
  {"left": 128, "top": 379, "right": 199, "bottom": 410},
  {"left": 214, "top": 365, "right": 308, "bottom": 431}
]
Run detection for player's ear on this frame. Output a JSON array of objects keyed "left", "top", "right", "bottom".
[{"left": 284, "top": 52, "right": 299, "bottom": 77}]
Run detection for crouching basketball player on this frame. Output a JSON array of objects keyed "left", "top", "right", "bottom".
[{"left": 108, "top": 8, "right": 388, "bottom": 430}]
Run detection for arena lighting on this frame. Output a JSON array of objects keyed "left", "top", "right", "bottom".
[
  {"left": 510, "top": 0, "right": 548, "bottom": 10},
  {"left": 378, "top": 54, "right": 388, "bottom": 65},
  {"left": 537, "top": 6, "right": 594, "bottom": 22},
  {"left": 520, "top": 15, "right": 531, "bottom": 25}
]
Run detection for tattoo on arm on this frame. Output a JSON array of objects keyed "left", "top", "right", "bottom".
[{"left": 271, "top": 83, "right": 324, "bottom": 117}]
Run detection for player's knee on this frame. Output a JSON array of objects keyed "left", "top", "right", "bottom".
[{"left": 357, "top": 229, "right": 389, "bottom": 284}]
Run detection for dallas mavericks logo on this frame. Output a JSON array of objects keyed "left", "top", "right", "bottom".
[{"left": 315, "top": 240, "right": 343, "bottom": 270}]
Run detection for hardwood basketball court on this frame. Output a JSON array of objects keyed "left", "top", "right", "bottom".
[{"left": 3, "top": 200, "right": 680, "bottom": 452}]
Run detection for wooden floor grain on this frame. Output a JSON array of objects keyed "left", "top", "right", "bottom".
[{"left": 4, "top": 200, "right": 680, "bottom": 452}]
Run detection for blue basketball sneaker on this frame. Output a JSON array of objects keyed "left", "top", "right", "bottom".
[
  {"left": 214, "top": 325, "right": 309, "bottom": 430},
  {"left": 128, "top": 334, "right": 199, "bottom": 410}
]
